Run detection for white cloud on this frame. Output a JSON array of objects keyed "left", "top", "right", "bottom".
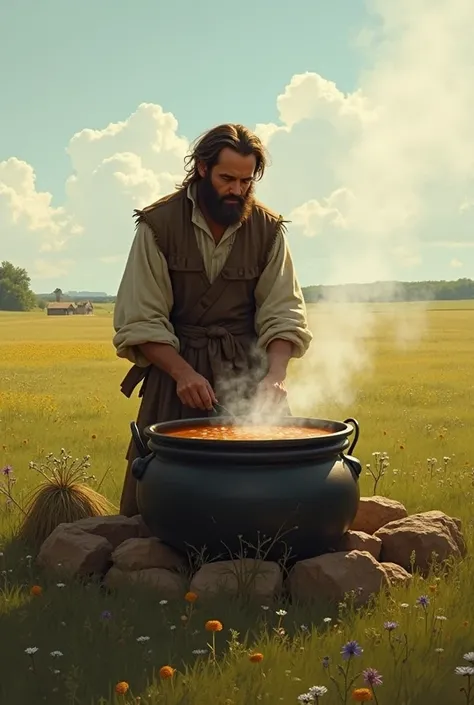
[
  {"left": 31, "top": 259, "right": 75, "bottom": 280},
  {"left": 0, "top": 0, "right": 474, "bottom": 297},
  {"left": 450, "top": 258, "right": 463, "bottom": 268},
  {"left": 289, "top": 188, "right": 353, "bottom": 238}
]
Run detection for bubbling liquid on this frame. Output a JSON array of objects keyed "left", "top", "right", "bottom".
[{"left": 162, "top": 425, "right": 333, "bottom": 441}]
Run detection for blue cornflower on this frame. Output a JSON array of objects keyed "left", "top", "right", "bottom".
[{"left": 341, "top": 640, "right": 363, "bottom": 659}]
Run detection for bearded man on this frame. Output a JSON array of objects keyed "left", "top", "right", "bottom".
[{"left": 113, "top": 123, "right": 313, "bottom": 516}]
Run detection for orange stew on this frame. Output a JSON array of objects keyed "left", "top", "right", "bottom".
[{"left": 162, "top": 425, "right": 333, "bottom": 441}]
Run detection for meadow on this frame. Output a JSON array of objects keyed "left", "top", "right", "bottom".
[{"left": 0, "top": 301, "right": 473, "bottom": 704}]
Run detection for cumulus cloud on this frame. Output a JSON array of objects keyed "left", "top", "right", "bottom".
[{"left": 0, "top": 0, "right": 473, "bottom": 300}]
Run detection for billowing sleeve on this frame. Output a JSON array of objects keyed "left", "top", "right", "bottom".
[
  {"left": 254, "top": 229, "right": 313, "bottom": 358},
  {"left": 113, "top": 221, "right": 179, "bottom": 367}
]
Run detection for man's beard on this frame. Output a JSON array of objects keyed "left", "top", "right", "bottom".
[{"left": 197, "top": 174, "right": 254, "bottom": 227}]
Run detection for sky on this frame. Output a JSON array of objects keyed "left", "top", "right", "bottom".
[{"left": 1, "top": 0, "right": 473, "bottom": 295}]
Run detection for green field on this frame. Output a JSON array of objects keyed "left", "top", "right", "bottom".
[{"left": 0, "top": 302, "right": 473, "bottom": 704}]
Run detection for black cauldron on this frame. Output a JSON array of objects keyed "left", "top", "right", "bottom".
[{"left": 131, "top": 416, "right": 362, "bottom": 563}]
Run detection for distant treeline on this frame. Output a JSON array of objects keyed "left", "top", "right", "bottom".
[
  {"left": 35, "top": 277, "right": 474, "bottom": 307},
  {"left": 301, "top": 278, "right": 474, "bottom": 303}
]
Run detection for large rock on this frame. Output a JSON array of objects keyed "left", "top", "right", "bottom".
[
  {"left": 104, "top": 566, "right": 184, "bottom": 596},
  {"left": 190, "top": 559, "right": 283, "bottom": 599},
  {"left": 336, "top": 530, "right": 382, "bottom": 560},
  {"left": 72, "top": 515, "right": 140, "bottom": 548},
  {"left": 37, "top": 525, "right": 112, "bottom": 577},
  {"left": 381, "top": 562, "right": 412, "bottom": 587},
  {"left": 288, "top": 550, "right": 390, "bottom": 606},
  {"left": 414, "top": 511, "right": 467, "bottom": 556},
  {"left": 111, "top": 538, "right": 186, "bottom": 572},
  {"left": 350, "top": 496, "right": 408, "bottom": 534},
  {"left": 374, "top": 511, "right": 466, "bottom": 575}
]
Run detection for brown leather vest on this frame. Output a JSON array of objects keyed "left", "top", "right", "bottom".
[
  {"left": 134, "top": 188, "right": 284, "bottom": 335},
  {"left": 121, "top": 188, "right": 287, "bottom": 399}
]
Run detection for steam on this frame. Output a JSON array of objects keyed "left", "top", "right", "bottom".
[
  {"left": 286, "top": 0, "right": 474, "bottom": 418},
  {"left": 219, "top": 0, "right": 474, "bottom": 424}
]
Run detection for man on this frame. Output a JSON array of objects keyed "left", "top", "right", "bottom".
[{"left": 113, "top": 123, "right": 312, "bottom": 516}]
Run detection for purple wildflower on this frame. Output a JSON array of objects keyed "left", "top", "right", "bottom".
[
  {"left": 363, "top": 668, "right": 383, "bottom": 687},
  {"left": 1, "top": 465, "right": 13, "bottom": 476},
  {"left": 101, "top": 610, "right": 112, "bottom": 620},
  {"left": 383, "top": 621, "right": 398, "bottom": 631},
  {"left": 341, "top": 640, "right": 363, "bottom": 659},
  {"left": 321, "top": 656, "right": 331, "bottom": 669},
  {"left": 417, "top": 595, "right": 430, "bottom": 608}
]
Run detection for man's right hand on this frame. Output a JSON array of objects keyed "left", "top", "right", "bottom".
[{"left": 175, "top": 369, "right": 217, "bottom": 411}]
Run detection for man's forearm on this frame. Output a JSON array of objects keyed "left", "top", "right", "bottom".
[
  {"left": 266, "top": 339, "right": 294, "bottom": 379},
  {"left": 139, "top": 342, "right": 193, "bottom": 381}
]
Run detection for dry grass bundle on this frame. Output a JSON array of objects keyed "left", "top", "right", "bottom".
[{"left": 18, "top": 449, "right": 115, "bottom": 549}]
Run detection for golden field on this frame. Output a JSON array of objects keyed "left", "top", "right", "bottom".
[
  {"left": 0, "top": 301, "right": 474, "bottom": 704},
  {"left": 1, "top": 301, "right": 473, "bottom": 522}
]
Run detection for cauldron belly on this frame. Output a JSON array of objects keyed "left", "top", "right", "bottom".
[{"left": 136, "top": 457, "right": 360, "bottom": 561}]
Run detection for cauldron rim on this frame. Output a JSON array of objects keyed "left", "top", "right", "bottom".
[{"left": 143, "top": 415, "right": 359, "bottom": 454}]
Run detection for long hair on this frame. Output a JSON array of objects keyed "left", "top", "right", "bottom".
[{"left": 180, "top": 123, "right": 269, "bottom": 189}]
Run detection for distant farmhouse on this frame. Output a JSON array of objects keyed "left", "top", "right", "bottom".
[{"left": 46, "top": 301, "right": 94, "bottom": 316}]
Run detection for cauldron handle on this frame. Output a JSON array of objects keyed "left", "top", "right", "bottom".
[
  {"left": 343, "top": 417, "right": 360, "bottom": 455},
  {"left": 130, "top": 421, "right": 148, "bottom": 458}
]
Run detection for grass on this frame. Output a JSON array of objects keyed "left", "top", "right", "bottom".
[{"left": 0, "top": 301, "right": 474, "bottom": 704}]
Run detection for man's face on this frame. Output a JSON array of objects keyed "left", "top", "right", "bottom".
[{"left": 197, "top": 147, "right": 256, "bottom": 226}]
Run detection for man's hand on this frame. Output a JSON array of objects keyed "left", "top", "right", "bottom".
[
  {"left": 255, "top": 372, "right": 288, "bottom": 411},
  {"left": 175, "top": 368, "right": 217, "bottom": 411},
  {"left": 138, "top": 342, "right": 217, "bottom": 411}
]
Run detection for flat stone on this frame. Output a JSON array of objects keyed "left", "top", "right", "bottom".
[
  {"left": 381, "top": 561, "right": 412, "bottom": 587},
  {"left": 111, "top": 538, "right": 186, "bottom": 572},
  {"left": 336, "top": 530, "right": 382, "bottom": 560},
  {"left": 37, "top": 525, "right": 112, "bottom": 577},
  {"left": 190, "top": 559, "right": 283, "bottom": 599},
  {"left": 288, "top": 550, "right": 390, "bottom": 606},
  {"left": 72, "top": 515, "right": 140, "bottom": 548},
  {"left": 104, "top": 566, "right": 184, "bottom": 597},
  {"left": 350, "top": 496, "right": 408, "bottom": 534},
  {"left": 375, "top": 512, "right": 465, "bottom": 575}
]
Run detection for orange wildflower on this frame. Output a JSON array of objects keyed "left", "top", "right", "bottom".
[
  {"left": 205, "top": 620, "right": 223, "bottom": 632},
  {"left": 352, "top": 688, "right": 373, "bottom": 702},
  {"left": 30, "top": 585, "right": 42, "bottom": 596},
  {"left": 115, "top": 681, "right": 129, "bottom": 695},
  {"left": 185, "top": 591, "right": 198, "bottom": 603},
  {"left": 249, "top": 652, "right": 264, "bottom": 663},
  {"left": 159, "top": 665, "right": 176, "bottom": 679}
]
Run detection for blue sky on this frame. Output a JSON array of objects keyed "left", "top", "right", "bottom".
[
  {"left": 1, "top": 0, "right": 473, "bottom": 293},
  {"left": 0, "top": 0, "right": 364, "bottom": 199}
]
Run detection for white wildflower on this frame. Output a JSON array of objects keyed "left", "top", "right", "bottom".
[
  {"left": 455, "top": 666, "right": 474, "bottom": 676},
  {"left": 309, "top": 685, "right": 328, "bottom": 697}
]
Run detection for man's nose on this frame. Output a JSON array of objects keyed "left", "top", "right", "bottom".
[{"left": 228, "top": 181, "right": 243, "bottom": 196}]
